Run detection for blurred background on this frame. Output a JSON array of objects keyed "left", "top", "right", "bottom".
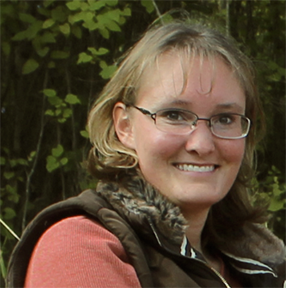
[{"left": 1, "top": 0, "right": 285, "bottom": 284}]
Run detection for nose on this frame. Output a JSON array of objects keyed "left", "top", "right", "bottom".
[{"left": 185, "top": 121, "right": 215, "bottom": 155}]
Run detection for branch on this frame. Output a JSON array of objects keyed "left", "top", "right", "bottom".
[
  {"left": 152, "top": 0, "right": 164, "bottom": 25},
  {"left": 22, "top": 70, "right": 48, "bottom": 231},
  {"left": 226, "top": 0, "right": 230, "bottom": 36},
  {"left": 0, "top": 219, "right": 20, "bottom": 241}
]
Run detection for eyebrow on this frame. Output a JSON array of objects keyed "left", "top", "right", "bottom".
[
  {"left": 165, "top": 100, "right": 244, "bottom": 111},
  {"left": 166, "top": 99, "right": 190, "bottom": 108},
  {"left": 215, "top": 103, "right": 245, "bottom": 113}
]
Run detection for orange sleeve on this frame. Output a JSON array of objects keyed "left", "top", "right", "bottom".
[{"left": 24, "top": 215, "right": 141, "bottom": 288}]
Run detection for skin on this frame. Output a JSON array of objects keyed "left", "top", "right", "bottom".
[{"left": 113, "top": 53, "right": 246, "bottom": 269}]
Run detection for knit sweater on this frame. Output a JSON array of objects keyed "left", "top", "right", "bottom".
[{"left": 24, "top": 216, "right": 141, "bottom": 288}]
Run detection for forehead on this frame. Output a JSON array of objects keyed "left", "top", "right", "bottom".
[{"left": 136, "top": 52, "right": 245, "bottom": 106}]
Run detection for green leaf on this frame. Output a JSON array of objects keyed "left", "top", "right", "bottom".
[
  {"left": 26, "top": 21, "right": 44, "bottom": 40},
  {"left": 1, "top": 42, "right": 11, "bottom": 56},
  {"left": 3, "top": 208, "right": 16, "bottom": 220},
  {"left": 55, "top": 108, "right": 62, "bottom": 116},
  {"left": 47, "top": 96, "right": 63, "bottom": 106},
  {"left": 5, "top": 184, "right": 16, "bottom": 194},
  {"left": 59, "top": 23, "right": 70, "bottom": 35},
  {"left": 43, "top": 0, "right": 56, "bottom": 8},
  {"left": 1, "top": 4, "right": 15, "bottom": 17},
  {"left": 38, "top": 7, "right": 50, "bottom": 17},
  {"left": 66, "top": 0, "right": 82, "bottom": 11},
  {"left": 268, "top": 199, "right": 285, "bottom": 212},
  {"left": 87, "top": 47, "right": 110, "bottom": 56},
  {"left": 98, "top": 27, "right": 109, "bottom": 39},
  {"left": 45, "top": 109, "right": 55, "bottom": 116},
  {"left": 99, "top": 60, "right": 107, "bottom": 69},
  {"left": 4, "top": 172, "right": 15, "bottom": 180},
  {"left": 36, "top": 47, "right": 50, "bottom": 57},
  {"left": 41, "top": 32, "right": 56, "bottom": 43},
  {"left": 0, "top": 157, "right": 6, "bottom": 165},
  {"left": 100, "top": 63, "right": 117, "bottom": 79},
  {"left": 105, "top": 20, "right": 121, "bottom": 32},
  {"left": 71, "top": 25, "right": 82, "bottom": 39},
  {"left": 43, "top": 89, "right": 57, "bottom": 97},
  {"left": 8, "top": 192, "right": 20, "bottom": 203},
  {"left": 12, "top": 30, "right": 29, "bottom": 41},
  {"left": 42, "top": 18, "right": 55, "bottom": 29},
  {"left": 105, "top": 10, "right": 121, "bottom": 23},
  {"left": 22, "top": 59, "right": 39, "bottom": 75},
  {"left": 87, "top": 47, "right": 97, "bottom": 55},
  {"left": 103, "top": 0, "right": 118, "bottom": 6},
  {"left": 83, "top": 19, "right": 99, "bottom": 31},
  {"left": 89, "top": 1, "right": 106, "bottom": 11},
  {"left": 63, "top": 108, "right": 72, "bottom": 118},
  {"left": 48, "top": 61, "right": 56, "bottom": 68},
  {"left": 46, "top": 155, "right": 59, "bottom": 172},
  {"left": 77, "top": 52, "right": 93, "bottom": 64},
  {"left": 17, "top": 158, "right": 28, "bottom": 166},
  {"left": 51, "top": 50, "right": 70, "bottom": 59},
  {"left": 80, "top": 2, "right": 89, "bottom": 11},
  {"left": 83, "top": 11, "right": 95, "bottom": 22},
  {"left": 80, "top": 130, "right": 89, "bottom": 138},
  {"left": 58, "top": 118, "right": 67, "bottom": 123},
  {"left": 60, "top": 157, "right": 68, "bottom": 166},
  {"left": 71, "top": 11, "right": 93, "bottom": 23},
  {"left": 51, "top": 6, "right": 68, "bottom": 23},
  {"left": 1, "top": 249, "right": 7, "bottom": 278},
  {"left": 52, "top": 144, "right": 64, "bottom": 157},
  {"left": 65, "top": 94, "right": 81, "bottom": 104},
  {"left": 141, "top": 0, "right": 155, "bottom": 13},
  {"left": 9, "top": 160, "right": 17, "bottom": 168},
  {"left": 122, "top": 7, "right": 131, "bottom": 16},
  {"left": 19, "top": 13, "right": 36, "bottom": 24},
  {"left": 28, "top": 151, "right": 36, "bottom": 162}
]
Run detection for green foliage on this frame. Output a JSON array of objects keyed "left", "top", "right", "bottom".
[
  {"left": 46, "top": 144, "right": 68, "bottom": 172},
  {"left": 43, "top": 89, "right": 81, "bottom": 123},
  {"left": 252, "top": 166, "right": 285, "bottom": 238},
  {"left": 1, "top": 0, "right": 285, "bottom": 283},
  {"left": 141, "top": 0, "right": 155, "bottom": 14}
]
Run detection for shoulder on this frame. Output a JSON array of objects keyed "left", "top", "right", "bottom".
[{"left": 25, "top": 215, "right": 141, "bottom": 287}]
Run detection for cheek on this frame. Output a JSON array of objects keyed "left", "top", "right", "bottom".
[
  {"left": 135, "top": 130, "right": 182, "bottom": 161},
  {"left": 220, "top": 139, "right": 246, "bottom": 165}
]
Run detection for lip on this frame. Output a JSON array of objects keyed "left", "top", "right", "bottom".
[{"left": 174, "top": 163, "right": 219, "bottom": 173}]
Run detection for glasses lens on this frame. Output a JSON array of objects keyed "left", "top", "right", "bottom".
[
  {"left": 211, "top": 114, "right": 250, "bottom": 139},
  {"left": 155, "top": 109, "right": 197, "bottom": 134}
]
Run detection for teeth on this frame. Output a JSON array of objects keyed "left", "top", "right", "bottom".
[{"left": 176, "top": 164, "right": 215, "bottom": 172}]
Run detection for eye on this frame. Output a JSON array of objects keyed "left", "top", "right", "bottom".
[
  {"left": 159, "top": 109, "right": 188, "bottom": 122},
  {"left": 215, "top": 114, "right": 236, "bottom": 125}
]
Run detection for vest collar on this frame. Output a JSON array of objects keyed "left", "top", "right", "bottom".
[{"left": 96, "top": 172, "right": 285, "bottom": 278}]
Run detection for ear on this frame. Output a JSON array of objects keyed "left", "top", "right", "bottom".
[{"left": 113, "top": 102, "right": 135, "bottom": 149}]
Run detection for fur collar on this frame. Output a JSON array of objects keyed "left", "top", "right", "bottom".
[
  {"left": 96, "top": 172, "right": 285, "bottom": 271},
  {"left": 97, "top": 173, "right": 188, "bottom": 244}
]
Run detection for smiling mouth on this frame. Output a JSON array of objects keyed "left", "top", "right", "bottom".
[{"left": 175, "top": 164, "right": 217, "bottom": 172}]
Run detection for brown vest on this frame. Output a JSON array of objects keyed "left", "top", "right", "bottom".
[{"left": 6, "top": 189, "right": 285, "bottom": 288}]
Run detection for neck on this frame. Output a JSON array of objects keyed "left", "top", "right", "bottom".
[
  {"left": 182, "top": 207, "right": 222, "bottom": 273},
  {"left": 182, "top": 207, "right": 210, "bottom": 253}
]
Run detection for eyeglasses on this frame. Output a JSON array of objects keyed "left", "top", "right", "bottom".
[{"left": 129, "top": 105, "right": 251, "bottom": 139}]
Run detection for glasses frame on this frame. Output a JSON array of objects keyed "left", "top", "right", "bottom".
[{"left": 129, "top": 105, "right": 251, "bottom": 140}]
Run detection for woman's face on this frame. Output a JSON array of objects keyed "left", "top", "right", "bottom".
[{"left": 116, "top": 54, "right": 246, "bottom": 213}]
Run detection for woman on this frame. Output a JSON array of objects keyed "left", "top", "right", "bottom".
[{"left": 7, "top": 22, "right": 285, "bottom": 288}]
